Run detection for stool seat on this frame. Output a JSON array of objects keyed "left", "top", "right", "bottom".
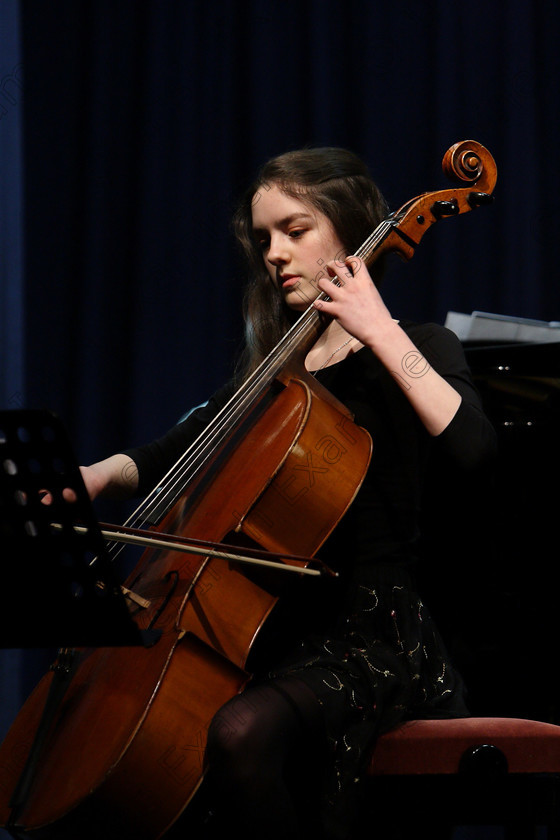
[
  {"left": 363, "top": 717, "right": 560, "bottom": 840},
  {"left": 369, "top": 716, "right": 560, "bottom": 775}
]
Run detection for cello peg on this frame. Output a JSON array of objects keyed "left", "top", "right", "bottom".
[
  {"left": 430, "top": 200, "right": 460, "bottom": 219},
  {"left": 467, "top": 191, "right": 495, "bottom": 207}
]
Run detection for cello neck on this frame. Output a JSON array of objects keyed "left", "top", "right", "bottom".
[{"left": 123, "top": 219, "right": 394, "bottom": 529}]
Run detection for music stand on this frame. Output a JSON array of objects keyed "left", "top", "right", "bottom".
[
  {"left": 0, "top": 409, "right": 163, "bottom": 827},
  {"left": 0, "top": 408, "right": 155, "bottom": 648}
]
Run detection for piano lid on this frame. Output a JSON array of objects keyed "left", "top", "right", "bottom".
[
  {"left": 445, "top": 310, "right": 560, "bottom": 345},
  {"left": 466, "top": 341, "right": 560, "bottom": 428},
  {"left": 446, "top": 311, "right": 560, "bottom": 429}
]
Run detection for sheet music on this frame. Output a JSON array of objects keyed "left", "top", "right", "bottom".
[{"left": 445, "top": 311, "right": 560, "bottom": 343}]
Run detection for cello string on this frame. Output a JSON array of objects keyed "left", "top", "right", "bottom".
[
  {"left": 102, "top": 219, "right": 393, "bottom": 562},
  {"left": 117, "top": 221, "right": 392, "bottom": 534},
  {"left": 124, "top": 318, "right": 314, "bottom": 525},
  {"left": 128, "top": 307, "right": 319, "bottom": 520},
  {"left": 101, "top": 137, "right": 499, "bottom": 561},
  {"left": 164, "top": 225, "right": 391, "bottom": 498},
  {"left": 109, "top": 219, "right": 392, "bottom": 543},
  {"left": 122, "top": 285, "right": 328, "bottom": 526}
]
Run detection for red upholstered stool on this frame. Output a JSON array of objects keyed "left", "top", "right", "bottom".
[{"left": 364, "top": 717, "right": 560, "bottom": 840}]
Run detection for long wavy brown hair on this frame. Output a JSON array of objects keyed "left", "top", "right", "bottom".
[{"left": 232, "top": 147, "right": 389, "bottom": 380}]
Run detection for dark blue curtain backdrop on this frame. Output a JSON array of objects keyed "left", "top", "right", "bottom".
[
  {"left": 0, "top": 0, "right": 25, "bottom": 767},
  {"left": 18, "top": 0, "right": 560, "bottom": 459},
  {"left": 1, "top": 0, "right": 559, "bottom": 770}
]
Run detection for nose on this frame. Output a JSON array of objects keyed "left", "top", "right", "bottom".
[{"left": 266, "top": 232, "right": 290, "bottom": 267}]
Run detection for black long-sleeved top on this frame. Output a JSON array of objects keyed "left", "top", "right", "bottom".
[{"left": 125, "top": 320, "right": 496, "bottom": 575}]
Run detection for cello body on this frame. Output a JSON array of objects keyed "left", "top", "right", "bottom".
[{"left": 0, "top": 375, "right": 372, "bottom": 839}]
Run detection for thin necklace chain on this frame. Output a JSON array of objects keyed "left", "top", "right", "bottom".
[{"left": 315, "top": 336, "right": 353, "bottom": 373}]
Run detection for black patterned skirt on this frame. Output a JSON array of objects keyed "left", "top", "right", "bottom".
[{"left": 267, "top": 562, "right": 469, "bottom": 838}]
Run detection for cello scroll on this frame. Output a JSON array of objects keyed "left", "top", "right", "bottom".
[{"left": 357, "top": 140, "right": 497, "bottom": 266}]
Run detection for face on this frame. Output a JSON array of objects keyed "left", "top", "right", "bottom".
[{"left": 251, "top": 184, "right": 346, "bottom": 311}]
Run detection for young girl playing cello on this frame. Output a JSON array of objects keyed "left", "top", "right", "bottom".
[{"left": 77, "top": 147, "right": 496, "bottom": 839}]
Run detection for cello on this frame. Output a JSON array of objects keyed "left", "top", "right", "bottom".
[{"left": 0, "top": 140, "right": 497, "bottom": 839}]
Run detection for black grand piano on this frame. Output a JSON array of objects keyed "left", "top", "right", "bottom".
[{"left": 420, "top": 313, "right": 560, "bottom": 725}]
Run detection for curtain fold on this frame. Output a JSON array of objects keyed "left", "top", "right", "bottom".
[{"left": 0, "top": 0, "right": 25, "bottom": 752}]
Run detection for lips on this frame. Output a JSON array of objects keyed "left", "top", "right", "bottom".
[{"left": 279, "top": 274, "right": 301, "bottom": 287}]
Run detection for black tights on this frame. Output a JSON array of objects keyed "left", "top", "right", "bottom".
[{"left": 203, "top": 676, "right": 328, "bottom": 839}]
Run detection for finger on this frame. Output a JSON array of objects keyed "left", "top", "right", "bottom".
[
  {"left": 344, "top": 255, "right": 363, "bottom": 276},
  {"left": 316, "top": 274, "right": 343, "bottom": 300},
  {"left": 323, "top": 263, "right": 347, "bottom": 292},
  {"left": 39, "top": 487, "right": 78, "bottom": 505},
  {"left": 39, "top": 489, "right": 52, "bottom": 506},
  {"left": 313, "top": 295, "right": 332, "bottom": 312}
]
